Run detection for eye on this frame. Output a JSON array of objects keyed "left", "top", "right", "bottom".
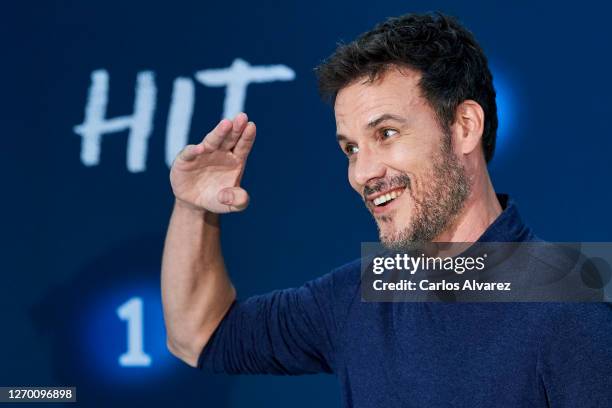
[
  {"left": 381, "top": 128, "right": 398, "bottom": 139},
  {"left": 344, "top": 144, "right": 359, "bottom": 157}
]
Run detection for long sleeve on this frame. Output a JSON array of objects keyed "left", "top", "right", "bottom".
[{"left": 197, "top": 265, "right": 358, "bottom": 375}]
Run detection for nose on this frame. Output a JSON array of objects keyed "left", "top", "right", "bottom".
[{"left": 352, "top": 145, "right": 386, "bottom": 187}]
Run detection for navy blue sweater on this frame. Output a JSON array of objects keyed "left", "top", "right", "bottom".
[{"left": 198, "top": 195, "right": 612, "bottom": 407}]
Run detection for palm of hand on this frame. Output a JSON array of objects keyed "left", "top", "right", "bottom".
[{"left": 169, "top": 114, "right": 255, "bottom": 214}]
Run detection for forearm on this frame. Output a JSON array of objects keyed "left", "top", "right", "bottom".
[{"left": 161, "top": 199, "right": 236, "bottom": 367}]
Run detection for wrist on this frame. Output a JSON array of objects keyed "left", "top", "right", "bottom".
[
  {"left": 174, "top": 198, "right": 207, "bottom": 215},
  {"left": 174, "top": 199, "right": 220, "bottom": 226}
]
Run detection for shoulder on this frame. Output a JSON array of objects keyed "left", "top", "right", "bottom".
[
  {"left": 539, "top": 302, "right": 612, "bottom": 327},
  {"left": 329, "top": 258, "right": 362, "bottom": 288},
  {"left": 517, "top": 240, "right": 605, "bottom": 301},
  {"left": 536, "top": 302, "right": 612, "bottom": 391},
  {"left": 550, "top": 302, "right": 612, "bottom": 330},
  {"left": 301, "top": 258, "right": 362, "bottom": 330},
  {"left": 306, "top": 257, "right": 362, "bottom": 302},
  {"left": 536, "top": 302, "right": 612, "bottom": 359}
]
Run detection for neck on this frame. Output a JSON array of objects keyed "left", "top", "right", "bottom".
[{"left": 434, "top": 171, "right": 502, "bottom": 243}]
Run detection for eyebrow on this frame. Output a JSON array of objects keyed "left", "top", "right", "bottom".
[
  {"left": 336, "top": 113, "right": 408, "bottom": 143},
  {"left": 367, "top": 113, "right": 407, "bottom": 128}
]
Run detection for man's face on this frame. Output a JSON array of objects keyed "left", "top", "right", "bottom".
[{"left": 334, "top": 66, "right": 471, "bottom": 246}]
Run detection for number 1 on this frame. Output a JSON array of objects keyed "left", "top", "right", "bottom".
[{"left": 117, "top": 297, "right": 152, "bottom": 367}]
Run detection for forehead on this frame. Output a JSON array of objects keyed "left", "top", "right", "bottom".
[{"left": 334, "top": 66, "right": 427, "bottom": 127}]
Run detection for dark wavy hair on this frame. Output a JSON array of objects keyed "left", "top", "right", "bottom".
[{"left": 315, "top": 12, "right": 498, "bottom": 163}]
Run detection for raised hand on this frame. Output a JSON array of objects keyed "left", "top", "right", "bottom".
[{"left": 170, "top": 112, "right": 256, "bottom": 214}]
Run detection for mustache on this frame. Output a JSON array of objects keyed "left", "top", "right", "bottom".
[{"left": 362, "top": 174, "right": 411, "bottom": 200}]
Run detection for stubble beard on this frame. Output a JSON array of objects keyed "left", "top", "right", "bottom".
[{"left": 377, "top": 137, "right": 472, "bottom": 249}]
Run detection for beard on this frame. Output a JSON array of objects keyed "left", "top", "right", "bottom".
[{"left": 372, "top": 136, "right": 471, "bottom": 248}]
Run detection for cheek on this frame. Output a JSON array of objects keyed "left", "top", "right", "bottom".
[
  {"left": 391, "top": 135, "right": 439, "bottom": 166},
  {"left": 384, "top": 143, "right": 420, "bottom": 174},
  {"left": 384, "top": 141, "right": 434, "bottom": 198}
]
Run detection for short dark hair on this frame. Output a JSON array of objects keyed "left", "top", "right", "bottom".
[{"left": 315, "top": 12, "right": 498, "bottom": 163}]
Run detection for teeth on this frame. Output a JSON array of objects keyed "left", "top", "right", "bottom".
[{"left": 373, "top": 189, "right": 404, "bottom": 206}]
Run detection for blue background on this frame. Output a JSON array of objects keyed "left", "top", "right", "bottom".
[{"left": 2, "top": 1, "right": 611, "bottom": 407}]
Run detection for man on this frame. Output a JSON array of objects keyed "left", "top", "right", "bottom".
[{"left": 161, "top": 12, "right": 612, "bottom": 407}]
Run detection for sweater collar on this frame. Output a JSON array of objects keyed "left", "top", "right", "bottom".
[{"left": 477, "top": 194, "right": 534, "bottom": 243}]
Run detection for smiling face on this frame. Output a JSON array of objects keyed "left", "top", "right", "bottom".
[{"left": 335, "top": 66, "right": 471, "bottom": 247}]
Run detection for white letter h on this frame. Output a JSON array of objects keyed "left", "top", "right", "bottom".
[{"left": 73, "top": 69, "right": 156, "bottom": 173}]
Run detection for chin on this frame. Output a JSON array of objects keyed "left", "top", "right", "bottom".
[{"left": 378, "top": 224, "right": 410, "bottom": 248}]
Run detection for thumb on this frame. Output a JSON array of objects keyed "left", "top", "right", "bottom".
[{"left": 217, "top": 187, "right": 250, "bottom": 212}]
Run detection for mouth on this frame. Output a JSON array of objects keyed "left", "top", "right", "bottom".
[{"left": 367, "top": 187, "right": 407, "bottom": 213}]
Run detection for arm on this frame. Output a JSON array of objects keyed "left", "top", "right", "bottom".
[
  {"left": 161, "top": 203, "right": 234, "bottom": 367},
  {"left": 197, "top": 260, "right": 360, "bottom": 375},
  {"left": 161, "top": 113, "right": 256, "bottom": 367},
  {"left": 197, "top": 269, "right": 347, "bottom": 375}
]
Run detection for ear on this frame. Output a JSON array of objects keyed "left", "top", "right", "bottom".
[{"left": 451, "top": 100, "right": 484, "bottom": 156}]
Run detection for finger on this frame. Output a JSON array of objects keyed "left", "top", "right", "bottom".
[
  {"left": 233, "top": 121, "right": 256, "bottom": 160},
  {"left": 220, "top": 112, "right": 248, "bottom": 150},
  {"left": 218, "top": 187, "right": 250, "bottom": 212},
  {"left": 201, "top": 118, "right": 233, "bottom": 150},
  {"left": 178, "top": 144, "right": 203, "bottom": 162}
]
